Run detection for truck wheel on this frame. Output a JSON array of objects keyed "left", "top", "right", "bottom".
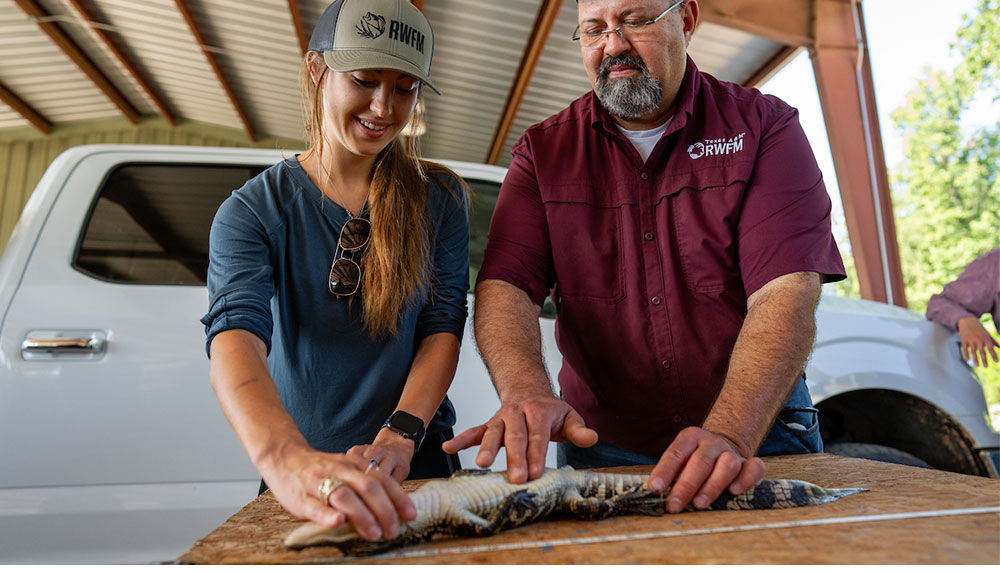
[{"left": 825, "top": 442, "right": 933, "bottom": 469}]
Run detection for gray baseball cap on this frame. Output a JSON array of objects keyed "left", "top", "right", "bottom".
[{"left": 308, "top": 0, "right": 440, "bottom": 95}]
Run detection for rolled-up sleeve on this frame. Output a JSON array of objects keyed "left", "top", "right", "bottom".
[
  {"left": 927, "top": 249, "right": 1000, "bottom": 331},
  {"left": 415, "top": 175, "right": 471, "bottom": 341},
  {"left": 476, "top": 137, "right": 556, "bottom": 307},
  {"left": 736, "top": 106, "right": 846, "bottom": 296},
  {"left": 201, "top": 195, "right": 276, "bottom": 357}
]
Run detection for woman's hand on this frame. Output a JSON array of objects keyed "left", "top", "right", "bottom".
[
  {"left": 259, "top": 445, "right": 416, "bottom": 541},
  {"left": 346, "top": 428, "right": 418, "bottom": 482}
]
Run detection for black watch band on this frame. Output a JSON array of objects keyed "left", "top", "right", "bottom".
[{"left": 382, "top": 410, "right": 426, "bottom": 450}]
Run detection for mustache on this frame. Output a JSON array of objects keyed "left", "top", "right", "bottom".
[{"left": 597, "top": 54, "right": 650, "bottom": 83}]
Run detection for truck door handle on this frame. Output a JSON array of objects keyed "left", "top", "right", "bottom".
[{"left": 21, "top": 331, "right": 107, "bottom": 360}]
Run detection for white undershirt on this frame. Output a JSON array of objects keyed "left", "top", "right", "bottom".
[{"left": 616, "top": 118, "right": 671, "bottom": 163}]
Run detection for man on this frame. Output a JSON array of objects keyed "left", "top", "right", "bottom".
[{"left": 444, "top": 0, "right": 846, "bottom": 513}]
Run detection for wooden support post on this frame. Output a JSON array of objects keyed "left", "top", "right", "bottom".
[
  {"left": 288, "top": 0, "right": 308, "bottom": 55},
  {"left": 175, "top": 0, "right": 257, "bottom": 141},
  {"left": 699, "top": 0, "right": 812, "bottom": 46},
  {"left": 485, "top": 0, "right": 564, "bottom": 165},
  {"left": 703, "top": 0, "right": 905, "bottom": 305},
  {"left": 811, "top": 0, "right": 905, "bottom": 306}
]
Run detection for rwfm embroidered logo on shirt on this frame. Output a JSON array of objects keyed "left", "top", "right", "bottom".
[{"left": 687, "top": 132, "right": 746, "bottom": 160}]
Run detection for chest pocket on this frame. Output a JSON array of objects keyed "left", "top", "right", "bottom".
[
  {"left": 543, "top": 183, "right": 627, "bottom": 303},
  {"left": 661, "top": 166, "right": 749, "bottom": 293}
]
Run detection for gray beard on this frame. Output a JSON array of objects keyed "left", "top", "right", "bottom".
[{"left": 596, "top": 55, "right": 663, "bottom": 120}]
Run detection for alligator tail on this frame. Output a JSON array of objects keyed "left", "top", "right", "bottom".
[{"left": 708, "top": 478, "right": 866, "bottom": 510}]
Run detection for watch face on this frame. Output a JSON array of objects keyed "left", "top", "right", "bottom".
[{"left": 390, "top": 411, "right": 423, "bottom": 435}]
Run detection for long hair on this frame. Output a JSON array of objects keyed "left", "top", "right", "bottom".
[{"left": 301, "top": 56, "right": 460, "bottom": 338}]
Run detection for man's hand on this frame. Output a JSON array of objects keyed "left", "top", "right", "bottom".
[
  {"left": 443, "top": 394, "right": 598, "bottom": 483},
  {"left": 650, "top": 272, "right": 818, "bottom": 512},
  {"left": 463, "top": 279, "right": 598, "bottom": 482},
  {"left": 647, "top": 427, "right": 765, "bottom": 513},
  {"left": 957, "top": 316, "right": 1000, "bottom": 367}
]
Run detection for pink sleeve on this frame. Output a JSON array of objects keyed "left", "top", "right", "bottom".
[{"left": 926, "top": 249, "right": 1000, "bottom": 330}]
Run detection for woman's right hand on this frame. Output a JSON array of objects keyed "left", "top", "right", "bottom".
[
  {"left": 259, "top": 446, "right": 417, "bottom": 541},
  {"left": 208, "top": 331, "right": 414, "bottom": 540}
]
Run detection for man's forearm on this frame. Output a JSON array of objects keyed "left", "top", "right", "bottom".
[
  {"left": 474, "top": 279, "right": 554, "bottom": 403},
  {"left": 702, "top": 272, "right": 822, "bottom": 457}
]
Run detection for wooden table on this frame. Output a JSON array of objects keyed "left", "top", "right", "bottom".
[{"left": 177, "top": 454, "right": 1000, "bottom": 564}]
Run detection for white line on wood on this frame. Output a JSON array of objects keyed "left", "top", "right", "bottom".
[{"left": 301, "top": 505, "right": 1000, "bottom": 563}]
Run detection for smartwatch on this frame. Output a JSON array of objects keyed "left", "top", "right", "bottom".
[{"left": 382, "top": 410, "right": 426, "bottom": 450}]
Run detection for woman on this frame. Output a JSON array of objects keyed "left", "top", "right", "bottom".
[{"left": 201, "top": 0, "right": 469, "bottom": 543}]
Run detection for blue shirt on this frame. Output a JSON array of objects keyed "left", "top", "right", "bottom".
[{"left": 202, "top": 156, "right": 469, "bottom": 453}]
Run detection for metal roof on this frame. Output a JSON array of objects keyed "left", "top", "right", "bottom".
[
  {"left": 1, "top": 0, "right": 791, "bottom": 167},
  {"left": 0, "top": 1, "right": 910, "bottom": 305}
]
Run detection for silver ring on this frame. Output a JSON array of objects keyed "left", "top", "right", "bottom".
[
  {"left": 365, "top": 458, "right": 380, "bottom": 475},
  {"left": 318, "top": 477, "right": 345, "bottom": 506}
]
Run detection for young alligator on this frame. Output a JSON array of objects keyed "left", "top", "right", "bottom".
[{"left": 284, "top": 467, "right": 865, "bottom": 555}]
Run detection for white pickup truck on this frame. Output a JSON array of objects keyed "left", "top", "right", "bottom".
[{"left": 2, "top": 145, "right": 997, "bottom": 564}]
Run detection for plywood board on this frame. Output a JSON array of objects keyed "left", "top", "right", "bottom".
[{"left": 177, "top": 454, "right": 1000, "bottom": 564}]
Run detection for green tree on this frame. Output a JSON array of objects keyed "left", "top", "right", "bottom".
[{"left": 889, "top": 0, "right": 1000, "bottom": 408}]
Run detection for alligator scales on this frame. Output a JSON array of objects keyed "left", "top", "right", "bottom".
[{"left": 284, "top": 467, "right": 865, "bottom": 555}]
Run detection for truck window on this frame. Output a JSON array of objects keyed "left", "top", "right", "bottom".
[
  {"left": 73, "top": 163, "right": 266, "bottom": 285},
  {"left": 466, "top": 177, "right": 500, "bottom": 292},
  {"left": 465, "top": 177, "right": 555, "bottom": 319}
]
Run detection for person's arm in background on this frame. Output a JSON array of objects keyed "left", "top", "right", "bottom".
[{"left": 927, "top": 249, "right": 1000, "bottom": 367}]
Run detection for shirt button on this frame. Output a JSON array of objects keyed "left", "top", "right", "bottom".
[
  {"left": 661, "top": 360, "right": 672, "bottom": 369},
  {"left": 651, "top": 297, "right": 662, "bottom": 305},
  {"left": 644, "top": 232, "right": 654, "bottom": 240},
  {"left": 673, "top": 415, "right": 683, "bottom": 424},
  {"left": 640, "top": 172, "right": 649, "bottom": 180}
]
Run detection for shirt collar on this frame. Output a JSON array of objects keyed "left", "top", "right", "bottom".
[{"left": 588, "top": 54, "right": 700, "bottom": 137}]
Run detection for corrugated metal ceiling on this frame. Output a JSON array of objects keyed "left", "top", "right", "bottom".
[{"left": 0, "top": 0, "right": 787, "bottom": 167}]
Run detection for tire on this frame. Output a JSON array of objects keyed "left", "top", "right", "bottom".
[{"left": 825, "top": 442, "right": 933, "bottom": 469}]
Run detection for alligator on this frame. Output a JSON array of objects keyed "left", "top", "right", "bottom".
[{"left": 284, "top": 467, "right": 865, "bottom": 555}]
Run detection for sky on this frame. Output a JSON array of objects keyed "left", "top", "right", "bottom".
[{"left": 759, "top": 0, "right": 986, "bottom": 249}]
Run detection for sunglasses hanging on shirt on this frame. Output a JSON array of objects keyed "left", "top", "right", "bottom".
[{"left": 328, "top": 216, "right": 371, "bottom": 297}]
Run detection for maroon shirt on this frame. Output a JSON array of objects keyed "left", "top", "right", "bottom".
[{"left": 479, "top": 57, "right": 846, "bottom": 457}]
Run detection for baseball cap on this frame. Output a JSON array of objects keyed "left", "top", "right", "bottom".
[{"left": 308, "top": 0, "right": 440, "bottom": 95}]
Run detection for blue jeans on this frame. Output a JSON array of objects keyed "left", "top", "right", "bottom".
[{"left": 558, "top": 376, "right": 822, "bottom": 468}]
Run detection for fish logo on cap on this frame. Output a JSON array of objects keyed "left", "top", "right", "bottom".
[{"left": 356, "top": 12, "right": 386, "bottom": 39}]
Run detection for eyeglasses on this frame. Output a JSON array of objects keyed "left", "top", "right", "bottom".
[
  {"left": 328, "top": 216, "right": 371, "bottom": 297},
  {"left": 572, "top": 0, "right": 685, "bottom": 48}
]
